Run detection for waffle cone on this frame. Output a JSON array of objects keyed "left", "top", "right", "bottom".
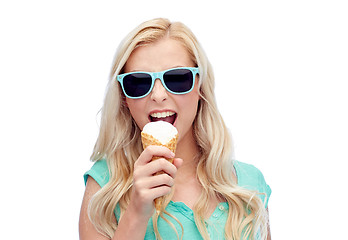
[{"left": 141, "top": 132, "right": 178, "bottom": 213}]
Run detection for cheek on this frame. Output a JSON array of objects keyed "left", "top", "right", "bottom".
[
  {"left": 179, "top": 91, "right": 200, "bottom": 121},
  {"left": 126, "top": 99, "right": 146, "bottom": 126},
  {"left": 126, "top": 97, "right": 145, "bottom": 109},
  {"left": 188, "top": 86, "right": 200, "bottom": 111}
]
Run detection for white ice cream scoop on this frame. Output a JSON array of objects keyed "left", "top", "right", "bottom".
[{"left": 142, "top": 121, "right": 178, "bottom": 145}]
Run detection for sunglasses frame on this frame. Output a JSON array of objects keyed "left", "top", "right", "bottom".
[{"left": 117, "top": 67, "right": 199, "bottom": 99}]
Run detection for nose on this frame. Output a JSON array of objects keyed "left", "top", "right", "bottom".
[{"left": 150, "top": 79, "right": 168, "bottom": 102}]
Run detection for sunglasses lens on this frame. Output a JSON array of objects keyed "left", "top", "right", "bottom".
[
  {"left": 164, "top": 69, "right": 194, "bottom": 93},
  {"left": 123, "top": 73, "right": 152, "bottom": 98}
]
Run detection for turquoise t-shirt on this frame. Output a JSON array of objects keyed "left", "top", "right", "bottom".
[{"left": 84, "top": 160, "right": 271, "bottom": 239}]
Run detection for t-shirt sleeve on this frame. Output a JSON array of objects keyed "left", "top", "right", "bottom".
[
  {"left": 234, "top": 161, "right": 272, "bottom": 208},
  {"left": 257, "top": 169, "right": 272, "bottom": 208},
  {"left": 83, "top": 159, "right": 110, "bottom": 188}
]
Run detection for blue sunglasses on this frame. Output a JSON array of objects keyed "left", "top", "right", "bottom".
[{"left": 117, "top": 67, "right": 199, "bottom": 99}]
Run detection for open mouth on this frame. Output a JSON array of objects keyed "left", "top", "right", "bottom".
[{"left": 149, "top": 111, "right": 177, "bottom": 125}]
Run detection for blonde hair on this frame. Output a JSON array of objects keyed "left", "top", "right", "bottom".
[{"left": 88, "top": 18, "right": 269, "bottom": 240}]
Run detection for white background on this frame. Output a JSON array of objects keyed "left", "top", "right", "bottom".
[{"left": 1, "top": 0, "right": 347, "bottom": 239}]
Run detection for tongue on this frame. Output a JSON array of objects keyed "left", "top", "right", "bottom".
[{"left": 151, "top": 114, "right": 176, "bottom": 124}]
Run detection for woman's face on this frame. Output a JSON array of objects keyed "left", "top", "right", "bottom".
[{"left": 123, "top": 37, "right": 200, "bottom": 144}]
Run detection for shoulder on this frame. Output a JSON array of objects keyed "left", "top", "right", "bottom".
[
  {"left": 84, "top": 159, "right": 110, "bottom": 188},
  {"left": 234, "top": 161, "right": 264, "bottom": 183},
  {"left": 80, "top": 169, "right": 113, "bottom": 240},
  {"left": 234, "top": 160, "right": 272, "bottom": 207}
]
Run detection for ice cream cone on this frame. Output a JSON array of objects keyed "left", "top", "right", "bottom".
[{"left": 141, "top": 121, "right": 178, "bottom": 214}]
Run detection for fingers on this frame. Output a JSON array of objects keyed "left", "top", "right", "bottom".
[
  {"left": 136, "top": 145, "right": 175, "bottom": 166},
  {"left": 133, "top": 183, "right": 172, "bottom": 206},
  {"left": 129, "top": 146, "right": 182, "bottom": 218},
  {"left": 148, "top": 158, "right": 178, "bottom": 177},
  {"left": 131, "top": 160, "right": 176, "bottom": 216},
  {"left": 148, "top": 157, "right": 183, "bottom": 178},
  {"left": 136, "top": 173, "right": 174, "bottom": 190}
]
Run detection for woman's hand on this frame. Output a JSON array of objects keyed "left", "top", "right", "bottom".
[{"left": 128, "top": 145, "right": 183, "bottom": 220}]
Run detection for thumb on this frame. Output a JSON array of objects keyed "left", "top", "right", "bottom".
[{"left": 173, "top": 158, "right": 183, "bottom": 169}]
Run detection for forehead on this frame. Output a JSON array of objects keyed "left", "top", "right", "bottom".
[{"left": 124, "top": 38, "right": 194, "bottom": 72}]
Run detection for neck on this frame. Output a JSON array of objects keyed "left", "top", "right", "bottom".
[{"left": 175, "top": 128, "right": 200, "bottom": 183}]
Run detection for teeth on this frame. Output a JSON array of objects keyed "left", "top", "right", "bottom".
[{"left": 150, "top": 111, "right": 175, "bottom": 118}]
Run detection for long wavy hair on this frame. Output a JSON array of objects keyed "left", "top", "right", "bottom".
[{"left": 88, "top": 18, "right": 268, "bottom": 240}]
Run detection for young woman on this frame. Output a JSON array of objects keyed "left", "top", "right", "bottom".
[{"left": 79, "top": 18, "right": 271, "bottom": 240}]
